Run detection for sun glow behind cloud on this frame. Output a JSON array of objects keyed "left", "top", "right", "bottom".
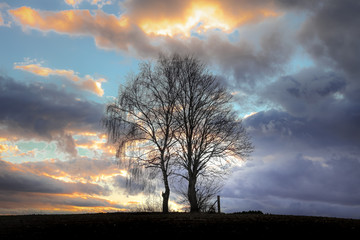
[
  {"left": 8, "top": 1, "right": 280, "bottom": 49},
  {"left": 1, "top": 0, "right": 360, "bottom": 218},
  {"left": 139, "top": 3, "right": 232, "bottom": 37},
  {"left": 2, "top": 0, "right": 284, "bottom": 215},
  {"left": 137, "top": 1, "right": 280, "bottom": 37}
]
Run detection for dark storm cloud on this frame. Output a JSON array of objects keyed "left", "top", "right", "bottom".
[
  {"left": 208, "top": 26, "right": 293, "bottom": 87},
  {"left": 158, "top": 16, "right": 295, "bottom": 89},
  {"left": 0, "top": 75, "right": 103, "bottom": 136},
  {"left": 275, "top": 0, "right": 321, "bottom": 11},
  {"left": 221, "top": 109, "right": 360, "bottom": 217},
  {"left": 195, "top": 0, "right": 360, "bottom": 94},
  {"left": 298, "top": 0, "right": 360, "bottom": 79},
  {"left": 223, "top": 0, "right": 360, "bottom": 213},
  {"left": 204, "top": 0, "right": 360, "bottom": 97},
  {"left": 244, "top": 108, "right": 360, "bottom": 155},
  {"left": 264, "top": 68, "right": 347, "bottom": 116},
  {"left": 224, "top": 153, "right": 360, "bottom": 206},
  {"left": 0, "top": 75, "right": 104, "bottom": 155},
  {"left": 260, "top": 68, "right": 360, "bottom": 146},
  {"left": 223, "top": 150, "right": 360, "bottom": 218}
]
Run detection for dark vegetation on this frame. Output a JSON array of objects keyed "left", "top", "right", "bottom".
[{"left": 1, "top": 212, "right": 359, "bottom": 238}]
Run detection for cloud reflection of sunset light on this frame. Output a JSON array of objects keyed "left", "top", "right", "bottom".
[
  {"left": 14, "top": 62, "right": 105, "bottom": 96},
  {"left": 139, "top": 1, "right": 279, "bottom": 37}
]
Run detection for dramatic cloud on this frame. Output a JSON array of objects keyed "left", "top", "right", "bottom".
[
  {"left": 7, "top": 1, "right": 302, "bottom": 89},
  {"left": 295, "top": 0, "right": 360, "bottom": 118},
  {"left": 0, "top": 191, "right": 125, "bottom": 214},
  {"left": 122, "top": 0, "right": 280, "bottom": 37},
  {"left": 74, "top": 132, "right": 116, "bottom": 157},
  {"left": 21, "top": 157, "right": 120, "bottom": 183},
  {"left": 221, "top": 109, "right": 360, "bottom": 218},
  {"left": 0, "top": 75, "right": 104, "bottom": 156},
  {"left": 244, "top": 109, "right": 360, "bottom": 152},
  {"left": 258, "top": 71, "right": 360, "bottom": 149},
  {"left": 222, "top": 154, "right": 360, "bottom": 218},
  {"left": 14, "top": 62, "right": 106, "bottom": 96},
  {"left": 2, "top": 0, "right": 359, "bottom": 217},
  {"left": 204, "top": 23, "right": 294, "bottom": 87},
  {"left": 0, "top": 159, "right": 110, "bottom": 195},
  {"left": 0, "top": 158, "right": 126, "bottom": 214},
  {"left": 219, "top": 0, "right": 360, "bottom": 216},
  {"left": 6, "top": 0, "right": 341, "bottom": 87},
  {"left": 264, "top": 68, "right": 347, "bottom": 116},
  {"left": 8, "top": 1, "right": 284, "bottom": 57},
  {"left": 8, "top": 6, "right": 150, "bottom": 53},
  {"left": 298, "top": 0, "right": 360, "bottom": 79},
  {"left": 11, "top": 1, "right": 280, "bottom": 37}
]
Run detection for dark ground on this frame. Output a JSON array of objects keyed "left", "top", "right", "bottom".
[{"left": 1, "top": 212, "right": 359, "bottom": 238}]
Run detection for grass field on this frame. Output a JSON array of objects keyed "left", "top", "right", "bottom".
[{"left": 1, "top": 212, "right": 359, "bottom": 238}]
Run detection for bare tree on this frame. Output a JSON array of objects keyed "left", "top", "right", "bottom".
[
  {"left": 103, "top": 58, "right": 179, "bottom": 213},
  {"left": 104, "top": 53, "right": 253, "bottom": 213},
  {"left": 171, "top": 54, "right": 254, "bottom": 212}
]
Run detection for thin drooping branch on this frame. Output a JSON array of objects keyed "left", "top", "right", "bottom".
[{"left": 102, "top": 58, "right": 180, "bottom": 213}]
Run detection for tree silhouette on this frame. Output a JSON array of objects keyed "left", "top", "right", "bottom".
[
  {"left": 103, "top": 58, "right": 179, "bottom": 213},
  {"left": 103, "top": 53, "right": 253, "bottom": 213},
  {"left": 171, "top": 54, "right": 253, "bottom": 212}
]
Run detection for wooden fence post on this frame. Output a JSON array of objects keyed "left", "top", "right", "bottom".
[{"left": 217, "top": 195, "right": 221, "bottom": 213}]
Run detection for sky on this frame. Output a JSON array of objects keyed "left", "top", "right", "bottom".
[{"left": 0, "top": 0, "right": 359, "bottom": 218}]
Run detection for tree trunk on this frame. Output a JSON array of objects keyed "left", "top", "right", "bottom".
[
  {"left": 161, "top": 157, "right": 170, "bottom": 213},
  {"left": 162, "top": 186, "right": 170, "bottom": 213},
  {"left": 188, "top": 177, "right": 199, "bottom": 212}
]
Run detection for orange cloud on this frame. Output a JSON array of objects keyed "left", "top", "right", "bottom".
[
  {"left": 9, "top": 6, "right": 132, "bottom": 51},
  {"left": 137, "top": 2, "right": 229, "bottom": 37},
  {"left": 80, "top": 76, "right": 106, "bottom": 97},
  {"left": 22, "top": 156, "right": 121, "bottom": 184},
  {"left": 74, "top": 131, "right": 116, "bottom": 157},
  {"left": 0, "top": 143, "right": 35, "bottom": 158},
  {"left": 9, "top": 2, "right": 280, "bottom": 52},
  {"left": 9, "top": 6, "right": 87, "bottom": 33},
  {"left": 0, "top": 192, "right": 126, "bottom": 214},
  {"left": 126, "top": 0, "right": 281, "bottom": 37},
  {"left": 14, "top": 62, "right": 105, "bottom": 96},
  {"left": 14, "top": 64, "right": 77, "bottom": 78}
]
